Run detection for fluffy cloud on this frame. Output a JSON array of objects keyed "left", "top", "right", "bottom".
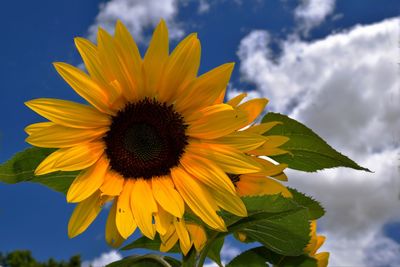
[
  {"left": 198, "top": 0, "right": 211, "bottom": 14},
  {"left": 237, "top": 17, "right": 400, "bottom": 265},
  {"left": 88, "top": 0, "right": 184, "bottom": 43},
  {"left": 294, "top": 0, "right": 336, "bottom": 34},
  {"left": 287, "top": 148, "right": 400, "bottom": 239},
  {"left": 203, "top": 240, "right": 242, "bottom": 267},
  {"left": 322, "top": 229, "right": 400, "bottom": 266},
  {"left": 82, "top": 251, "right": 122, "bottom": 267}
]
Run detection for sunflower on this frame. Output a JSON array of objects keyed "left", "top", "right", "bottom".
[
  {"left": 304, "top": 221, "right": 330, "bottom": 267},
  {"left": 24, "top": 20, "right": 273, "bottom": 245}
]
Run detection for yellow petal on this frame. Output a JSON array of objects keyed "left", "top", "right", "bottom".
[
  {"left": 68, "top": 191, "right": 105, "bottom": 238},
  {"left": 131, "top": 179, "right": 157, "bottom": 239},
  {"left": 116, "top": 180, "right": 137, "bottom": 239},
  {"left": 171, "top": 167, "right": 226, "bottom": 231},
  {"left": 253, "top": 158, "right": 288, "bottom": 179},
  {"left": 25, "top": 98, "right": 110, "bottom": 129},
  {"left": 174, "top": 218, "right": 192, "bottom": 255},
  {"left": 305, "top": 221, "right": 318, "bottom": 254},
  {"left": 74, "top": 37, "right": 119, "bottom": 100},
  {"left": 264, "top": 135, "right": 290, "bottom": 147},
  {"left": 114, "top": 21, "right": 141, "bottom": 64},
  {"left": 212, "top": 131, "right": 266, "bottom": 152},
  {"left": 187, "top": 104, "right": 247, "bottom": 139},
  {"left": 25, "top": 122, "right": 54, "bottom": 135},
  {"left": 227, "top": 93, "right": 247, "bottom": 107},
  {"left": 75, "top": 37, "right": 108, "bottom": 84},
  {"left": 250, "top": 146, "right": 289, "bottom": 156},
  {"left": 35, "top": 142, "right": 104, "bottom": 175},
  {"left": 143, "top": 20, "right": 169, "bottom": 96},
  {"left": 243, "top": 121, "right": 282, "bottom": 135},
  {"left": 100, "top": 170, "right": 124, "bottom": 196},
  {"left": 53, "top": 62, "right": 112, "bottom": 113},
  {"left": 315, "top": 252, "right": 330, "bottom": 267},
  {"left": 175, "top": 63, "right": 234, "bottom": 113},
  {"left": 67, "top": 156, "right": 109, "bottom": 203},
  {"left": 236, "top": 98, "right": 269, "bottom": 126},
  {"left": 185, "top": 102, "right": 233, "bottom": 121},
  {"left": 158, "top": 33, "right": 200, "bottom": 103},
  {"left": 154, "top": 205, "right": 173, "bottom": 235},
  {"left": 214, "top": 88, "right": 226, "bottom": 104},
  {"left": 315, "top": 235, "right": 326, "bottom": 253},
  {"left": 209, "top": 187, "right": 247, "bottom": 217},
  {"left": 236, "top": 174, "right": 292, "bottom": 198},
  {"left": 97, "top": 28, "right": 136, "bottom": 102},
  {"left": 187, "top": 223, "right": 207, "bottom": 251},
  {"left": 152, "top": 176, "right": 185, "bottom": 218},
  {"left": 106, "top": 199, "right": 125, "bottom": 247},
  {"left": 114, "top": 20, "right": 143, "bottom": 101},
  {"left": 26, "top": 124, "right": 107, "bottom": 148},
  {"left": 272, "top": 172, "right": 288, "bottom": 181},
  {"left": 188, "top": 143, "right": 262, "bottom": 174},
  {"left": 160, "top": 225, "right": 179, "bottom": 253},
  {"left": 180, "top": 153, "right": 235, "bottom": 194}
]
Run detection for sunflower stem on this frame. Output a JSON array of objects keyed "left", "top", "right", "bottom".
[
  {"left": 197, "top": 232, "right": 220, "bottom": 267},
  {"left": 182, "top": 247, "right": 197, "bottom": 267}
]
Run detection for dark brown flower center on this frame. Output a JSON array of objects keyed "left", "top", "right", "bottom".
[{"left": 104, "top": 98, "right": 188, "bottom": 179}]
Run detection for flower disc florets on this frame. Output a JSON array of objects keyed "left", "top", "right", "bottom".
[{"left": 104, "top": 98, "right": 188, "bottom": 179}]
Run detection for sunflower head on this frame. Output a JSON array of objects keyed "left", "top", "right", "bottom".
[{"left": 25, "top": 19, "right": 277, "bottom": 247}]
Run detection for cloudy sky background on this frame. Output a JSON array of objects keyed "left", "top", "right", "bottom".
[{"left": 0, "top": 0, "right": 399, "bottom": 266}]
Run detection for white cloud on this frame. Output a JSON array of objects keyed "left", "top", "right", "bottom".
[
  {"left": 221, "top": 241, "right": 241, "bottom": 261},
  {"left": 237, "top": 17, "right": 400, "bottom": 265},
  {"left": 198, "top": 0, "right": 211, "bottom": 14},
  {"left": 88, "top": 0, "right": 184, "bottom": 43},
  {"left": 82, "top": 251, "right": 122, "bottom": 267},
  {"left": 294, "top": 0, "right": 336, "bottom": 34},
  {"left": 322, "top": 229, "right": 400, "bottom": 266},
  {"left": 203, "top": 241, "right": 242, "bottom": 267},
  {"left": 288, "top": 148, "right": 400, "bottom": 236}
]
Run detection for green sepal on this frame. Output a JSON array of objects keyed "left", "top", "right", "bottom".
[{"left": 262, "top": 112, "right": 370, "bottom": 172}]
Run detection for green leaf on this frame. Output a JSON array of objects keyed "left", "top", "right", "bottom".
[
  {"left": 226, "top": 247, "right": 269, "bottom": 267},
  {"left": 121, "top": 235, "right": 180, "bottom": 253},
  {"left": 206, "top": 236, "right": 225, "bottom": 267},
  {"left": 225, "top": 195, "right": 311, "bottom": 256},
  {"left": 262, "top": 112, "right": 370, "bottom": 172},
  {"left": 227, "top": 246, "right": 318, "bottom": 267},
  {"left": 288, "top": 188, "right": 325, "bottom": 220},
  {"left": 0, "top": 147, "right": 78, "bottom": 194},
  {"left": 106, "top": 254, "right": 180, "bottom": 267}
]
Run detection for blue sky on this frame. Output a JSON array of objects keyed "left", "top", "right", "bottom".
[{"left": 0, "top": 0, "right": 399, "bottom": 266}]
